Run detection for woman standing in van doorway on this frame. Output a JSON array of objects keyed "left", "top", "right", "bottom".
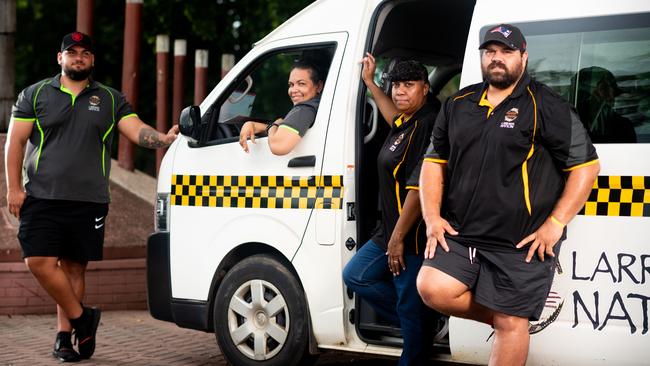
[
  {"left": 343, "top": 54, "right": 441, "bottom": 366},
  {"left": 238, "top": 59, "right": 324, "bottom": 155}
]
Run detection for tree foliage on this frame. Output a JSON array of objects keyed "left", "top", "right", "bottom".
[{"left": 14, "top": 0, "right": 313, "bottom": 173}]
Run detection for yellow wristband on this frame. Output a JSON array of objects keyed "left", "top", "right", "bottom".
[{"left": 550, "top": 215, "right": 565, "bottom": 228}]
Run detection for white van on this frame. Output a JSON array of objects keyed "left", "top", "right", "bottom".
[{"left": 146, "top": 0, "right": 650, "bottom": 365}]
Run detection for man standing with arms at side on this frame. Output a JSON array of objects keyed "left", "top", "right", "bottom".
[
  {"left": 416, "top": 24, "right": 600, "bottom": 365},
  {"left": 4, "top": 32, "right": 178, "bottom": 362}
]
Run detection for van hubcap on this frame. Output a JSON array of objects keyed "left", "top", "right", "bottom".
[{"left": 227, "top": 279, "right": 289, "bottom": 360}]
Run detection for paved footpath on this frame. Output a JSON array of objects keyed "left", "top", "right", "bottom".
[{"left": 0, "top": 310, "right": 404, "bottom": 366}]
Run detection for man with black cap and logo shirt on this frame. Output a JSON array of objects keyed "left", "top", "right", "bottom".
[
  {"left": 5, "top": 32, "right": 179, "bottom": 362},
  {"left": 416, "top": 24, "right": 600, "bottom": 364}
]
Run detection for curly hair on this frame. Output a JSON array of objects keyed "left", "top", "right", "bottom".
[{"left": 387, "top": 60, "right": 428, "bottom": 84}]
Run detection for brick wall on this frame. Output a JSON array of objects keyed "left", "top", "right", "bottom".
[{"left": 0, "top": 258, "right": 147, "bottom": 315}]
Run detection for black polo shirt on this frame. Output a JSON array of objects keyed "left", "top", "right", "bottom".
[
  {"left": 371, "top": 102, "right": 437, "bottom": 255},
  {"left": 12, "top": 74, "right": 136, "bottom": 203},
  {"left": 425, "top": 72, "right": 598, "bottom": 252}
]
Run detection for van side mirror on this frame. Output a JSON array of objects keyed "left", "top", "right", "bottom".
[{"left": 179, "top": 105, "right": 202, "bottom": 143}]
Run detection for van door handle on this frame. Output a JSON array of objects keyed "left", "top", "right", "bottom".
[
  {"left": 288, "top": 155, "right": 316, "bottom": 167},
  {"left": 364, "top": 97, "right": 378, "bottom": 144}
]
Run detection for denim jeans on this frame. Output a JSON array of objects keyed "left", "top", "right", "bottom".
[{"left": 343, "top": 240, "right": 433, "bottom": 366}]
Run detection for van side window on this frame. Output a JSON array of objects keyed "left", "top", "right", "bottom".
[
  {"left": 523, "top": 14, "right": 650, "bottom": 143},
  {"left": 202, "top": 45, "right": 336, "bottom": 144}
]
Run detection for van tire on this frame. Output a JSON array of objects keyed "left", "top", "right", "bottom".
[{"left": 214, "top": 254, "right": 316, "bottom": 366}]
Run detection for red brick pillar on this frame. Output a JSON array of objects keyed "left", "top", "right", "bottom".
[
  {"left": 118, "top": 0, "right": 143, "bottom": 171},
  {"left": 194, "top": 49, "right": 208, "bottom": 105},
  {"left": 155, "top": 35, "right": 169, "bottom": 174},
  {"left": 172, "top": 39, "right": 186, "bottom": 125},
  {"left": 76, "top": 0, "right": 94, "bottom": 36}
]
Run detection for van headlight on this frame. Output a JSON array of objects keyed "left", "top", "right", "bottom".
[{"left": 155, "top": 193, "right": 170, "bottom": 232}]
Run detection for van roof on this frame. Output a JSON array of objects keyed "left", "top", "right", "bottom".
[
  {"left": 256, "top": 0, "right": 650, "bottom": 50},
  {"left": 254, "top": 0, "right": 379, "bottom": 47}
]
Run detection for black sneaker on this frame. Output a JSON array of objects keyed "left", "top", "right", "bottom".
[
  {"left": 52, "top": 331, "right": 81, "bottom": 362},
  {"left": 71, "top": 307, "right": 101, "bottom": 359}
]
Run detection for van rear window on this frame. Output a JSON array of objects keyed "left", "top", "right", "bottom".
[{"left": 512, "top": 14, "right": 650, "bottom": 143}]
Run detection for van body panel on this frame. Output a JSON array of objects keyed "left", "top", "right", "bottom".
[
  {"left": 169, "top": 208, "right": 304, "bottom": 300},
  {"left": 168, "top": 31, "right": 349, "bottom": 301},
  {"left": 156, "top": 135, "right": 179, "bottom": 195},
  {"left": 255, "top": 0, "right": 382, "bottom": 48}
]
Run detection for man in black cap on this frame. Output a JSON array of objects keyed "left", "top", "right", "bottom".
[
  {"left": 5, "top": 31, "right": 178, "bottom": 362},
  {"left": 416, "top": 24, "right": 600, "bottom": 364}
]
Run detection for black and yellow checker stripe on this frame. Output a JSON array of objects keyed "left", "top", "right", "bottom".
[
  {"left": 579, "top": 175, "right": 650, "bottom": 217},
  {"left": 171, "top": 175, "right": 343, "bottom": 209}
]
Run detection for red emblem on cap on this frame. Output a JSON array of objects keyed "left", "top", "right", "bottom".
[{"left": 72, "top": 32, "right": 83, "bottom": 42}]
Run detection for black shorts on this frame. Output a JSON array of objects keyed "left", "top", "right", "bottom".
[
  {"left": 18, "top": 196, "right": 109, "bottom": 262},
  {"left": 422, "top": 237, "right": 560, "bottom": 321}
]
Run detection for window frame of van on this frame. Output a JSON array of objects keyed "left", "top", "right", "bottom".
[
  {"left": 188, "top": 42, "right": 339, "bottom": 148},
  {"left": 479, "top": 12, "right": 650, "bottom": 144}
]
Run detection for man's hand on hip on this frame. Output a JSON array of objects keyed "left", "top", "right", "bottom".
[{"left": 516, "top": 217, "right": 564, "bottom": 263}]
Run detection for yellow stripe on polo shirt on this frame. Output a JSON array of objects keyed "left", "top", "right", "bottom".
[
  {"left": 478, "top": 90, "right": 493, "bottom": 118},
  {"left": 424, "top": 158, "right": 448, "bottom": 164}
]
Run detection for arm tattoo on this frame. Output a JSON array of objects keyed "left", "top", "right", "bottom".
[{"left": 138, "top": 126, "right": 168, "bottom": 149}]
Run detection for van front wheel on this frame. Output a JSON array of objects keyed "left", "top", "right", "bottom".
[{"left": 214, "top": 254, "right": 314, "bottom": 366}]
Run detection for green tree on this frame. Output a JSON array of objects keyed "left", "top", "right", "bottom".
[{"left": 13, "top": 0, "right": 313, "bottom": 174}]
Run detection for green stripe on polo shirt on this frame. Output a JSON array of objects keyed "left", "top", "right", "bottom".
[
  {"left": 98, "top": 85, "right": 116, "bottom": 177},
  {"left": 279, "top": 124, "right": 300, "bottom": 135},
  {"left": 33, "top": 80, "right": 52, "bottom": 172},
  {"left": 13, "top": 117, "right": 36, "bottom": 122},
  {"left": 98, "top": 85, "right": 116, "bottom": 123},
  {"left": 119, "top": 113, "right": 138, "bottom": 121},
  {"left": 59, "top": 85, "right": 76, "bottom": 105},
  {"left": 101, "top": 123, "right": 115, "bottom": 176},
  {"left": 58, "top": 83, "right": 90, "bottom": 106}
]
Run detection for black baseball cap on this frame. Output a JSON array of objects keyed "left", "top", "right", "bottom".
[
  {"left": 479, "top": 24, "right": 526, "bottom": 51},
  {"left": 61, "top": 31, "right": 94, "bottom": 53}
]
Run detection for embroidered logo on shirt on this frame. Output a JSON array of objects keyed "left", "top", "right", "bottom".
[
  {"left": 389, "top": 133, "right": 405, "bottom": 151},
  {"left": 500, "top": 107, "right": 518, "bottom": 128},
  {"left": 88, "top": 95, "right": 101, "bottom": 112}
]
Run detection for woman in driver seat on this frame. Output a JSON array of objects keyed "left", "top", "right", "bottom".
[{"left": 238, "top": 59, "right": 324, "bottom": 155}]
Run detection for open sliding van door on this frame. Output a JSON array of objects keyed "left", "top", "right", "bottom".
[{"left": 352, "top": 0, "right": 476, "bottom": 359}]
